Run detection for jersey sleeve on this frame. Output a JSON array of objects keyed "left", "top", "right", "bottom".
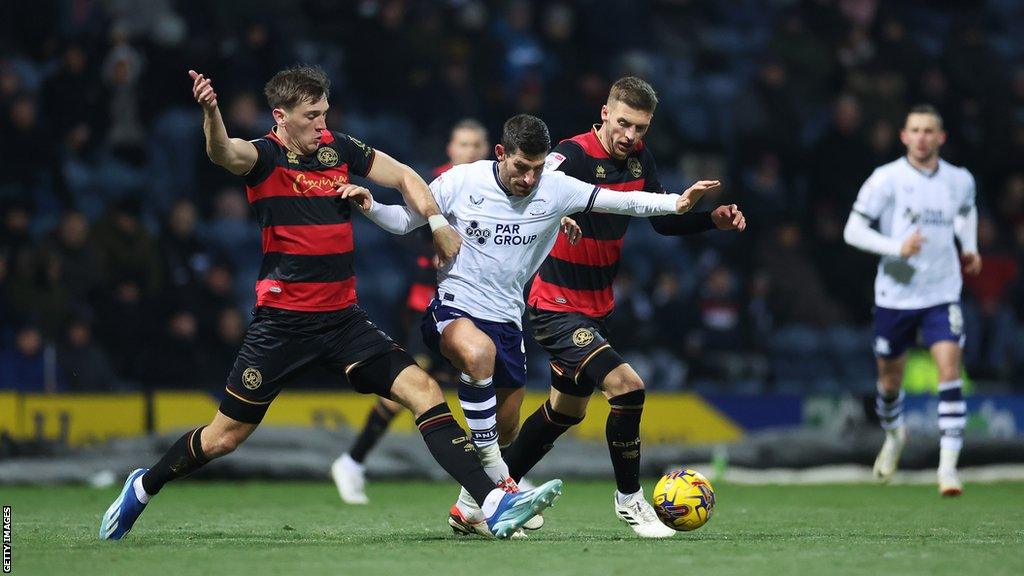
[
  {"left": 544, "top": 141, "right": 585, "bottom": 175},
  {"left": 427, "top": 164, "right": 461, "bottom": 216},
  {"left": 551, "top": 171, "right": 600, "bottom": 215},
  {"left": 335, "top": 132, "right": 376, "bottom": 177},
  {"left": 242, "top": 138, "right": 277, "bottom": 187},
  {"left": 851, "top": 167, "right": 894, "bottom": 220}
]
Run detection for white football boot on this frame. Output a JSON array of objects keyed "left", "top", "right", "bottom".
[
  {"left": 614, "top": 489, "right": 676, "bottom": 538},
  {"left": 331, "top": 453, "right": 368, "bottom": 504},
  {"left": 938, "top": 446, "right": 963, "bottom": 497},
  {"left": 872, "top": 426, "right": 906, "bottom": 483}
]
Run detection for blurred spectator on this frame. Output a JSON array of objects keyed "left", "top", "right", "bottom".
[
  {"left": 93, "top": 277, "right": 151, "bottom": 382},
  {"left": 199, "top": 307, "right": 246, "bottom": 386},
  {"left": 37, "top": 210, "right": 101, "bottom": 307},
  {"left": 0, "top": 325, "right": 57, "bottom": 392},
  {"left": 140, "top": 309, "right": 203, "bottom": 388},
  {"left": 963, "top": 217, "right": 1019, "bottom": 378},
  {"left": 58, "top": 317, "right": 123, "bottom": 392},
  {"left": 91, "top": 198, "right": 162, "bottom": 298},
  {"left": 102, "top": 43, "right": 147, "bottom": 165},
  {"left": 158, "top": 198, "right": 212, "bottom": 298},
  {"left": 756, "top": 223, "right": 846, "bottom": 328}
]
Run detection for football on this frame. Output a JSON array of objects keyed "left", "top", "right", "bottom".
[{"left": 652, "top": 469, "right": 717, "bottom": 531}]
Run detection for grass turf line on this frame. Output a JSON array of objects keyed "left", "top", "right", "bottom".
[{"left": 5, "top": 480, "right": 1023, "bottom": 576}]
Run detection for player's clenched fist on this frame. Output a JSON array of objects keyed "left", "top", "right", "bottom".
[
  {"left": 676, "top": 180, "right": 720, "bottom": 213},
  {"left": 188, "top": 70, "right": 218, "bottom": 112}
]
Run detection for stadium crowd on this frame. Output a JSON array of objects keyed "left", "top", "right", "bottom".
[{"left": 1, "top": 0, "right": 1023, "bottom": 393}]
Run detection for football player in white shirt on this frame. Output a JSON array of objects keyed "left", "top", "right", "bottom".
[
  {"left": 843, "top": 104, "right": 982, "bottom": 496},
  {"left": 342, "top": 114, "right": 718, "bottom": 535}
]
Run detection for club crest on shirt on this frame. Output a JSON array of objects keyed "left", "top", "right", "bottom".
[
  {"left": 572, "top": 328, "right": 595, "bottom": 347},
  {"left": 242, "top": 367, "right": 263, "bottom": 390},
  {"left": 628, "top": 157, "right": 643, "bottom": 178},
  {"left": 317, "top": 146, "right": 339, "bottom": 167}
]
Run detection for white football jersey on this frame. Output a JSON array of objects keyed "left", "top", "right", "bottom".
[
  {"left": 851, "top": 157, "right": 976, "bottom": 309},
  {"left": 429, "top": 160, "right": 601, "bottom": 326}
]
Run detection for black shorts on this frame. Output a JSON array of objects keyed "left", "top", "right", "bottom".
[
  {"left": 527, "top": 307, "right": 626, "bottom": 397},
  {"left": 221, "top": 305, "right": 416, "bottom": 423}
]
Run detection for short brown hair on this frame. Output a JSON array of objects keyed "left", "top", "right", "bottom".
[
  {"left": 608, "top": 76, "right": 658, "bottom": 112},
  {"left": 906, "top": 104, "right": 944, "bottom": 129},
  {"left": 263, "top": 65, "right": 330, "bottom": 110}
]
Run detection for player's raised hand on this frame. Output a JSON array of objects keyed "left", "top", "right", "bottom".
[
  {"left": 676, "top": 180, "right": 720, "bottom": 214},
  {"left": 561, "top": 216, "right": 583, "bottom": 245},
  {"left": 711, "top": 204, "right": 746, "bottom": 231},
  {"left": 961, "top": 251, "right": 982, "bottom": 275},
  {"left": 338, "top": 184, "right": 374, "bottom": 211},
  {"left": 900, "top": 229, "right": 925, "bottom": 258},
  {"left": 432, "top": 225, "right": 462, "bottom": 266},
  {"left": 188, "top": 70, "right": 218, "bottom": 112}
]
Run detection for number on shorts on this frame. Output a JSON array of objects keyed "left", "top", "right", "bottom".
[{"left": 948, "top": 304, "right": 964, "bottom": 336}]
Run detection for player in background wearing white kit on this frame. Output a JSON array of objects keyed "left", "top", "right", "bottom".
[
  {"left": 341, "top": 114, "right": 717, "bottom": 534},
  {"left": 843, "top": 105, "right": 982, "bottom": 496}
]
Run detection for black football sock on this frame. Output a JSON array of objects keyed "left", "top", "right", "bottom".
[
  {"left": 141, "top": 426, "right": 209, "bottom": 495},
  {"left": 416, "top": 403, "right": 494, "bottom": 506},
  {"left": 349, "top": 399, "right": 399, "bottom": 464},
  {"left": 606, "top": 390, "right": 645, "bottom": 495},
  {"left": 505, "top": 400, "right": 583, "bottom": 482}
]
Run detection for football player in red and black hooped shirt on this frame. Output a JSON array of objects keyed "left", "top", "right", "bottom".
[
  {"left": 501, "top": 77, "right": 747, "bottom": 538},
  {"left": 331, "top": 118, "right": 491, "bottom": 504},
  {"left": 100, "top": 67, "right": 563, "bottom": 540}
]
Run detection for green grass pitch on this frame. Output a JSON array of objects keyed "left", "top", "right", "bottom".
[{"left": 5, "top": 479, "right": 1023, "bottom": 576}]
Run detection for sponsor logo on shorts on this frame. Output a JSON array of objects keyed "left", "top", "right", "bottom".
[
  {"left": 316, "top": 146, "right": 339, "bottom": 167},
  {"left": 572, "top": 328, "right": 595, "bottom": 347},
  {"left": 242, "top": 367, "right": 263, "bottom": 390}
]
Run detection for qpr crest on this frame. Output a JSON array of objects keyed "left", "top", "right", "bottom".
[
  {"left": 317, "top": 146, "right": 339, "bottom": 167},
  {"left": 572, "top": 328, "right": 595, "bottom": 347},
  {"left": 627, "top": 157, "right": 643, "bottom": 178},
  {"left": 242, "top": 367, "right": 263, "bottom": 390}
]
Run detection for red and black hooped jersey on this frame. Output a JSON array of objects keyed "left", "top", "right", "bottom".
[
  {"left": 527, "top": 128, "right": 663, "bottom": 318},
  {"left": 243, "top": 128, "right": 375, "bottom": 312}
]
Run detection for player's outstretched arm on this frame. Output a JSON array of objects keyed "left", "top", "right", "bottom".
[
  {"left": 188, "top": 70, "right": 257, "bottom": 175},
  {"left": 588, "top": 180, "right": 721, "bottom": 217},
  {"left": 843, "top": 212, "right": 923, "bottom": 258},
  {"left": 365, "top": 150, "right": 461, "bottom": 264},
  {"left": 651, "top": 204, "right": 746, "bottom": 235},
  {"left": 340, "top": 183, "right": 427, "bottom": 235}
]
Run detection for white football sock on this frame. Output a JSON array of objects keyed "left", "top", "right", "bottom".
[{"left": 133, "top": 475, "right": 150, "bottom": 504}]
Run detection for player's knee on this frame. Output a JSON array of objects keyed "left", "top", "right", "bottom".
[
  {"left": 391, "top": 370, "right": 444, "bottom": 413},
  {"left": 461, "top": 339, "right": 496, "bottom": 379},
  {"left": 549, "top": 395, "right": 588, "bottom": 420},
  {"left": 603, "top": 370, "right": 644, "bottom": 397},
  {"left": 207, "top": 429, "right": 245, "bottom": 457}
]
